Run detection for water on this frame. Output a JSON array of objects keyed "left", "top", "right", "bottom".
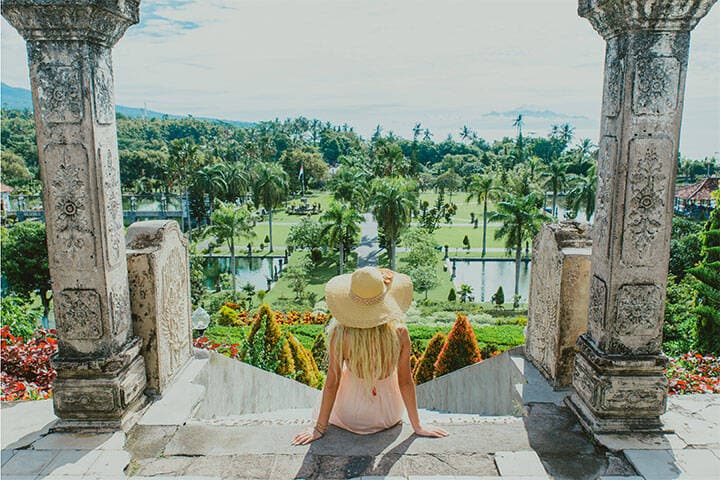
[
  {"left": 202, "top": 256, "right": 281, "bottom": 292},
  {"left": 451, "top": 259, "right": 532, "bottom": 303}
]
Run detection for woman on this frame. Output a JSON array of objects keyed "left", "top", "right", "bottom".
[{"left": 292, "top": 266, "right": 449, "bottom": 444}]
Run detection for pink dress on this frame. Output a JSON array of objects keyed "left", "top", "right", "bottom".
[{"left": 317, "top": 362, "right": 405, "bottom": 434}]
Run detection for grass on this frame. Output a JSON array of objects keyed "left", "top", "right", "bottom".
[
  {"left": 432, "top": 224, "right": 504, "bottom": 249},
  {"left": 419, "top": 192, "right": 500, "bottom": 223},
  {"left": 205, "top": 322, "right": 525, "bottom": 353}
]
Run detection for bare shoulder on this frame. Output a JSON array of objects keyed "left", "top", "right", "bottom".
[{"left": 395, "top": 324, "right": 410, "bottom": 346}]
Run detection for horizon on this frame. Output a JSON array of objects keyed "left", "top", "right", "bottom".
[{"left": 2, "top": 0, "right": 718, "bottom": 158}]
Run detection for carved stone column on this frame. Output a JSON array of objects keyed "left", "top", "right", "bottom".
[
  {"left": 2, "top": 1, "right": 147, "bottom": 429},
  {"left": 568, "top": 0, "right": 717, "bottom": 433}
]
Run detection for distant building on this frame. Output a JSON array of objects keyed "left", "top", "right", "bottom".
[{"left": 674, "top": 177, "right": 718, "bottom": 217}]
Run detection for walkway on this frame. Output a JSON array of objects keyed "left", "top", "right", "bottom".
[{"left": 354, "top": 213, "right": 382, "bottom": 268}]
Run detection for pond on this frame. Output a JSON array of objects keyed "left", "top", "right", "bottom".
[
  {"left": 201, "top": 256, "right": 284, "bottom": 292},
  {"left": 451, "top": 259, "right": 532, "bottom": 303}
]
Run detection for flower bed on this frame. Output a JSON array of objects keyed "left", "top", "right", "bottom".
[
  {"left": 666, "top": 352, "right": 720, "bottom": 395},
  {"left": 1, "top": 326, "right": 58, "bottom": 401}
]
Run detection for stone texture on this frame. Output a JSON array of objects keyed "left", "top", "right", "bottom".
[
  {"left": 127, "top": 220, "right": 193, "bottom": 395},
  {"left": 526, "top": 222, "right": 592, "bottom": 387},
  {"left": 494, "top": 451, "right": 547, "bottom": 476},
  {"left": 415, "top": 348, "right": 524, "bottom": 415},
  {"left": 0, "top": 399, "right": 57, "bottom": 449},
  {"left": 1, "top": 0, "right": 146, "bottom": 429},
  {"left": 569, "top": 0, "right": 718, "bottom": 434}
]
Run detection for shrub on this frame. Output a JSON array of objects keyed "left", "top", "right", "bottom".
[
  {"left": 288, "top": 333, "right": 322, "bottom": 388},
  {"left": 1, "top": 296, "right": 40, "bottom": 339},
  {"left": 311, "top": 332, "right": 328, "bottom": 370},
  {"left": 434, "top": 313, "right": 482, "bottom": 377},
  {"left": 414, "top": 332, "right": 446, "bottom": 384},
  {"left": 1, "top": 326, "right": 57, "bottom": 401},
  {"left": 204, "top": 290, "right": 235, "bottom": 315},
  {"left": 217, "top": 305, "right": 240, "bottom": 327},
  {"left": 447, "top": 287, "right": 457, "bottom": 302},
  {"left": 410, "top": 354, "right": 418, "bottom": 372},
  {"left": 246, "top": 304, "right": 294, "bottom": 376},
  {"left": 492, "top": 286, "right": 505, "bottom": 307}
]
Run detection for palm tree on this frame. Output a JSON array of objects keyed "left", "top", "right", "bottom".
[
  {"left": 167, "top": 138, "right": 203, "bottom": 241},
  {"left": 458, "top": 284, "right": 474, "bottom": 303},
  {"left": 466, "top": 173, "right": 499, "bottom": 257},
  {"left": 541, "top": 159, "right": 569, "bottom": 218},
  {"left": 412, "top": 123, "right": 423, "bottom": 142},
  {"left": 204, "top": 202, "right": 256, "bottom": 301},
  {"left": 423, "top": 128, "right": 433, "bottom": 142},
  {"left": 565, "top": 162, "right": 597, "bottom": 221},
  {"left": 370, "top": 177, "right": 418, "bottom": 270},
  {"left": 327, "top": 165, "right": 369, "bottom": 209},
  {"left": 491, "top": 192, "right": 549, "bottom": 299},
  {"left": 222, "top": 162, "right": 248, "bottom": 203},
  {"left": 460, "top": 125, "right": 474, "bottom": 143},
  {"left": 252, "top": 162, "right": 289, "bottom": 252},
  {"left": 195, "top": 163, "right": 227, "bottom": 215},
  {"left": 321, "top": 202, "right": 363, "bottom": 274}
]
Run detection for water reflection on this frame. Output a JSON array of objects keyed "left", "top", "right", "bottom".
[
  {"left": 451, "top": 259, "right": 532, "bottom": 303},
  {"left": 202, "top": 256, "right": 280, "bottom": 292}
]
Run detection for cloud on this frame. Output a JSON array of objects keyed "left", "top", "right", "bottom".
[{"left": 2, "top": 0, "right": 718, "bottom": 157}]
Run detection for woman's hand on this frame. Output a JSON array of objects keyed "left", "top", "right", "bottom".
[
  {"left": 413, "top": 425, "right": 450, "bottom": 438},
  {"left": 291, "top": 427, "right": 324, "bottom": 445}
]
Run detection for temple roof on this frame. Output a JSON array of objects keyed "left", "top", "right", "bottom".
[{"left": 675, "top": 177, "right": 719, "bottom": 201}]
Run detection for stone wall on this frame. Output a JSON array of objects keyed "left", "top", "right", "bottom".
[
  {"left": 526, "top": 222, "right": 592, "bottom": 388},
  {"left": 126, "top": 221, "right": 193, "bottom": 396}
]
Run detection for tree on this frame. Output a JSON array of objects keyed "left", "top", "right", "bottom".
[
  {"left": 564, "top": 162, "right": 597, "bottom": 221},
  {"left": 462, "top": 235, "right": 470, "bottom": 252},
  {"left": 287, "top": 333, "right": 322, "bottom": 388},
  {"left": 541, "top": 158, "right": 569, "bottom": 218},
  {"left": 370, "top": 177, "right": 418, "bottom": 270},
  {"left": 287, "top": 218, "right": 326, "bottom": 252},
  {"left": 327, "top": 165, "right": 370, "bottom": 209},
  {"left": 194, "top": 163, "right": 228, "bottom": 215},
  {"left": 280, "top": 148, "right": 329, "bottom": 192},
  {"left": 448, "top": 287, "right": 457, "bottom": 302},
  {"left": 689, "top": 192, "right": 720, "bottom": 354},
  {"left": 435, "top": 170, "right": 462, "bottom": 200},
  {"left": 467, "top": 173, "right": 500, "bottom": 257},
  {"left": 253, "top": 162, "right": 289, "bottom": 252},
  {"left": 311, "top": 332, "right": 328, "bottom": 370},
  {"left": 283, "top": 255, "right": 313, "bottom": 301},
  {"left": 1, "top": 150, "right": 32, "bottom": 188},
  {"left": 434, "top": 313, "right": 482, "bottom": 377},
  {"left": 246, "top": 304, "right": 294, "bottom": 376},
  {"left": 458, "top": 284, "right": 474, "bottom": 303},
  {"left": 320, "top": 202, "right": 362, "bottom": 274},
  {"left": 1, "top": 221, "right": 52, "bottom": 321},
  {"left": 399, "top": 228, "right": 440, "bottom": 300},
  {"left": 492, "top": 286, "right": 505, "bottom": 307},
  {"left": 414, "top": 332, "right": 446, "bottom": 384},
  {"left": 491, "top": 192, "right": 549, "bottom": 299},
  {"left": 166, "top": 138, "right": 203, "bottom": 240},
  {"left": 204, "top": 202, "right": 256, "bottom": 301}
]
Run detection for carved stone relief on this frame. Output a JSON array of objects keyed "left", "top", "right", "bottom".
[
  {"left": 603, "top": 43, "right": 624, "bottom": 117},
  {"left": 56, "top": 289, "right": 103, "bottom": 340},
  {"left": 45, "top": 144, "right": 96, "bottom": 270},
  {"left": 109, "top": 287, "right": 130, "bottom": 336},
  {"left": 622, "top": 138, "right": 671, "bottom": 265},
  {"left": 632, "top": 57, "right": 680, "bottom": 115},
  {"left": 100, "top": 147, "right": 124, "bottom": 267},
  {"left": 160, "top": 247, "right": 190, "bottom": 374},
  {"left": 610, "top": 283, "right": 663, "bottom": 353},
  {"left": 593, "top": 136, "right": 617, "bottom": 257},
  {"left": 36, "top": 64, "right": 83, "bottom": 123},
  {"left": 587, "top": 275, "right": 607, "bottom": 335},
  {"left": 92, "top": 48, "right": 115, "bottom": 125},
  {"left": 54, "top": 386, "right": 116, "bottom": 414}
]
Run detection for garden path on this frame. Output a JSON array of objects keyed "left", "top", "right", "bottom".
[{"left": 355, "top": 212, "right": 382, "bottom": 268}]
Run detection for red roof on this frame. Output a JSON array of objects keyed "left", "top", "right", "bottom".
[
  {"left": 675, "top": 177, "right": 718, "bottom": 202},
  {"left": 0, "top": 183, "right": 14, "bottom": 193}
]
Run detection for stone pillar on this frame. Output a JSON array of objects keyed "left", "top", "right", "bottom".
[
  {"left": 568, "top": 0, "right": 717, "bottom": 433},
  {"left": 127, "top": 221, "right": 193, "bottom": 396},
  {"left": 526, "top": 222, "right": 592, "bottom": 388},
  {"left": 2, "top": 1, "right": 147, "bottom": 429}
]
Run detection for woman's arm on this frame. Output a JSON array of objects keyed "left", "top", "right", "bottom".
[
  {"left": 397, "top": 326, "right": 449, "bottom": 438},
  {"left": 292, "top": 331, "right": 342, "bottom": 445}
]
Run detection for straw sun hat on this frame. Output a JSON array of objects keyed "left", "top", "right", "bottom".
[{"left": 325, "top": 266, "right": 413, "bottom": 329}]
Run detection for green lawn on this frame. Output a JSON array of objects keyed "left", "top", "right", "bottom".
[
  {"left": 432, "top": 224, "right": 504, "bottom": 249},
  {"left": 205, "top": 322, "right": 524, "bottom": 354},
  {"left": 419, "top": 192, "right": 500, "bottom": 223}
]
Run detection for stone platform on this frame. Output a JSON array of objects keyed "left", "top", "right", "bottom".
[{"left": 1, "top": 351, "right": 719, "bottom": 479}]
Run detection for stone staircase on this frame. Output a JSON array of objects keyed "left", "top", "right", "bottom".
[{"left": 122, "top": 348, "right": 638, "bottom": 479}]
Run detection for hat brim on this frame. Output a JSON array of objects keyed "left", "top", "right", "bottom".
[{"left": 325, "top": 272, "right": 413, "bottom": 329}]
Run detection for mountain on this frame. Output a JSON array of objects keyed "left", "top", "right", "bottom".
[
  {"left": 482, "top": 106, "right": 588, "bottom": 121},
  {"left": 0, "top": 82, "right": 254, "bottom": 128}
]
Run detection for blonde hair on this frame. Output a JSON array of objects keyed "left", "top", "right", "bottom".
[{"left": 326, "top": 317, "right": 401, "bottom": 390}]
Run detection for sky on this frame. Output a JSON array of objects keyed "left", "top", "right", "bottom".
[{"left": 2, "top": 0, "right": 718, "bottom": 158}]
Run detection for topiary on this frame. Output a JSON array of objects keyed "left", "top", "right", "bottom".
[
  {"left": 288, "top": 333, "right": 321, "bottom": 388},
  {"left": 413, "top": 332, "right": 446, "bottom": 384},
  {"left": 492, "top": 286, "right": 505, "bottom": 307},
  {"left": 434, "top": 313, "right": 482, "bottom": 377},
  {"left": 247, "top": 304, "right": 294, "bottom": 376},
  {"left": 448, "top": 287, "right": 457, "bottom": 302},
  {"left": 311, "top": 332, "right": 328, "bottom": 371}
]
